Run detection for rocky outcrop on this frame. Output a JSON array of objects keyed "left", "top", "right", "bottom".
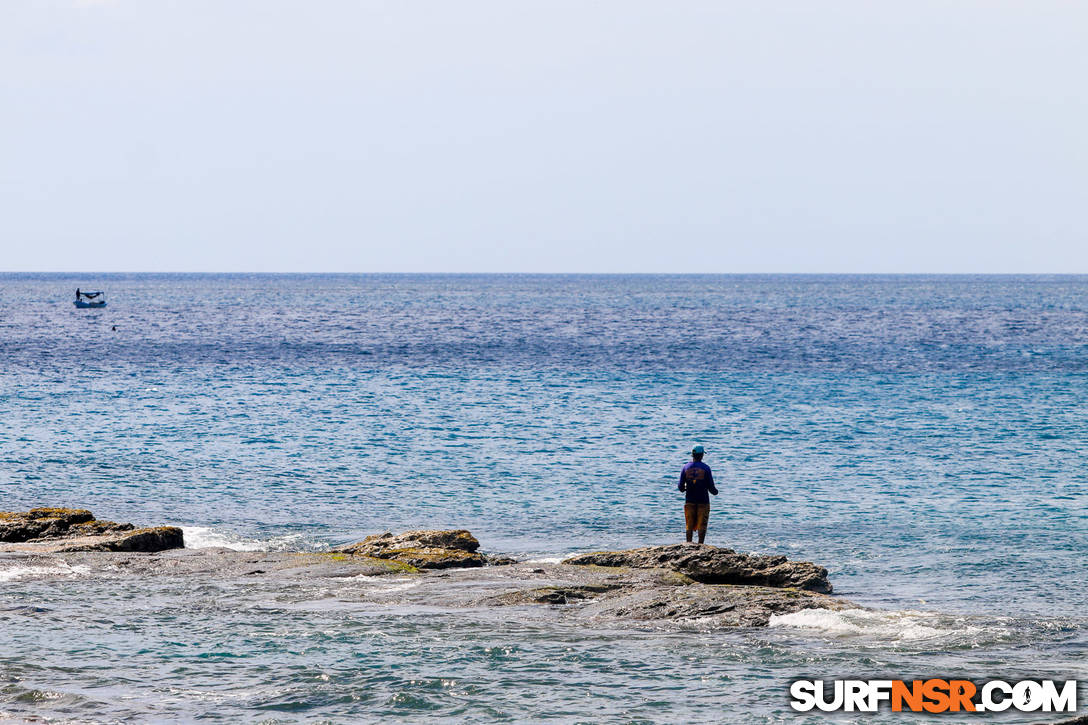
[
  {"left": 569, "top": 579, "right": 851, "bottom": 627},
  {"left": 482, "top": 575, "right": 852, "bottom": 627},
  {"left": 1, "top": 508, "right": 96, "bottom": 542},
  {"left": 335, "top": 529, "right": 486, "bottom": 569},
  {"left": 59, "top": 526, "right": 184, "bottom": 553},
  {"left": 0, "top": 519, "right": 852, "bottom": 628},
  {"left": 563, "top": 543, "right": 832, "bottom": 593},
  {"left": 472, "top": 549, "right": 849, "bottom": 627},
  {"left": 460, "top": 560, "right": 854, "bottom": 627},
  {"left": 482, "top": 554, "right": 519, "bottom": 566},
  {"left": 0, "top": 508, "right": 182, "bottom": 553}
]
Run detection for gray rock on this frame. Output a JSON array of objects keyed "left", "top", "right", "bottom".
[
  {"left": 58, "top": 526, "right": 184, "bottom": 553},
  {"left": 0, "top": 508, "right": 96, "bottom": 542},
  {"left": 0, "top": 519, "right": 851, "bottom": 628},
  {"left": 334, "top": 529, "right": 486, "bottom": 569},
  {"left": 0, "top": 508, "right": 182, "bottom": 553},
  {"left": 0, "top": 531, "right": 855, "bottom": 628},
  {"left": 574, "top": 580, "right": 852, "bottom": 627},
  {"left": 483, "top": 554, "right": 519, "bottom": 566},
  {"left": 475, "top": 560, "right": 852, "bottom": 627},
  {"left": 563, "top": 543, "right": 832, "bottom": 593}
]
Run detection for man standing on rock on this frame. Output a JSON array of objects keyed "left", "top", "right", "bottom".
[{"left": 678, "top": 445, "right": 718, "bottom": 544}]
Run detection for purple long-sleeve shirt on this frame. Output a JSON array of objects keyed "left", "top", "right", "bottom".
[{"left": 678, "top": 461, "right": 718, "bottom": 504}]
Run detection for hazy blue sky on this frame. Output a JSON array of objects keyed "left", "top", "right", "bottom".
[{"left": 2, "top": 1, "right": 1085, "bottom": 273}]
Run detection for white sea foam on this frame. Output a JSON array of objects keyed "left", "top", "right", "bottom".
[
  {"left": 347, "top": 576, "right": 421, "bottom": 592},
  {"left": 181, "top": 527, "right": 323, "bottom": 552},
  {"left": 768, "top": 608, "right": 968, "bottom": 642},
  {"left": 0, "top": 563, "right": 91, "bottom": 583},
  {"left": 522, "top": 550, "right": 595, "bottom": 564}
]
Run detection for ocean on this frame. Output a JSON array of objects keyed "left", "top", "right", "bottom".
[{"left": 1, "top": 273, "right": 1086, "bottom": 723}]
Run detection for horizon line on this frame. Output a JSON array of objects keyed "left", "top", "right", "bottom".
[{"left": 5, "top": 271, "right": 1088, "bottom": 277}]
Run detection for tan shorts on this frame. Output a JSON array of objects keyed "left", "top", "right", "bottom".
[{"left": 684, "top": 503, "right": 710, "bottom": 531}]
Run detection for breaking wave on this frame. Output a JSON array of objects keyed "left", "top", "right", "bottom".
[
  {"left": 181, "top": 526, "right": 327, "bottom": 553},
  {"left": 767, "top": 608, "right": 989, "bottom": 643},
  {"left": 0, "top": 563, "right": 91, "bottom": 583}
]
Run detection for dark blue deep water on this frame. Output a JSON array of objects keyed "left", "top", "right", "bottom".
[{"left": 1, "top": 274, "right": 1086, "bottom": 723}]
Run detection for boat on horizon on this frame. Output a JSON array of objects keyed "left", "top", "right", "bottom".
[{"left": 74, "top": 289, "right": 106, "bottom": 308}]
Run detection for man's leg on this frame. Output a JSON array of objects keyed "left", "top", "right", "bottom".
[
  {"left": 686, "top": 529, "right": 694, "bottom": 543},
  {"left": 697, "top": 505, "right": 710, "bottom": 544},
  {"left": 684, "top": 504, "right": 696, "bottom": 543},
  {"left": 697, "top": 528, "right": 707, "bottom": 544}
]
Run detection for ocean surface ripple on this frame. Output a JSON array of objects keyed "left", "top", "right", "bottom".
[{"left": 1, "top": 274, "right": 1086, "bottom": 722}]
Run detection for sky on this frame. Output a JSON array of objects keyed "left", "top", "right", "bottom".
[{"left": 1, "top": 1, "right": 1085, "bottom": 273}]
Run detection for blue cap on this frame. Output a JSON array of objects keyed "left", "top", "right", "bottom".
[{"left": 692, "top": 445, "right": 705, "bottom": 455}]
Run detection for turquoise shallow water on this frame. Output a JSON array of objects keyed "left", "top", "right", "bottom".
[{"left": 1, "top": 274, "right": 1086, "bottom": 722}]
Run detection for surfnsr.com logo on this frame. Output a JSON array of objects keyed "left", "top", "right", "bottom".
[{"left": 790, "top": 679, "right": 1078, "bottom": 713}]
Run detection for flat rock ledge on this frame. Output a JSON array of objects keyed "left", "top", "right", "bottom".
[
  {"left": 478, "top": 568, "right": 851, "bottom": 628},
  {"left": 0, "top": 517, "right": 853, "bottom": 628},
  {"left": 563, "top": 543, "right": 833, "bottom": 593},
  {"left": 323, "top": 535, "right": 849, "bottom": 627},
  {"left": 0, "top": 508, "right": 183, "bottom": 553},
  {"left": 334, "top": 529, "right": 488, "bottom": 569}
]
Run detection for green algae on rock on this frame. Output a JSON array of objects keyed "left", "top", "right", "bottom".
[
  {"left": 563, "top": 543, "right": 833, "bottom": 593},
  {"left": 59, "top": 526, "right": 184, "bottom": 553},
  {"left": 335, "top": 529, "right": 487, "bottom": 569},
  {"left": 0, "top": 507, "right": 97, "bottom": 542},
  {"left": 0, "top": 508, "right": 184, "bottom": 553},
  {"left": 0, "top": 520, "right": 857, "bottom": 629}
]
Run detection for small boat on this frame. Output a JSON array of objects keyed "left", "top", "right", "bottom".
[{"left": 74, "top": 290, "right": 107, "bottom": 308}]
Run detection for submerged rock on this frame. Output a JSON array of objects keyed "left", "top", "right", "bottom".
[
  {"left": 0, "top": 508, "right": 183, "bottom": 553},
  {"left": 482, "top": 554, "right": 519, "bottom": 566},
  {"left": 335, "top": 529, "right": 486, "bottom": 569},
  {"left": 563, "top": 543, "right": 832, "bottom": 593}
]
